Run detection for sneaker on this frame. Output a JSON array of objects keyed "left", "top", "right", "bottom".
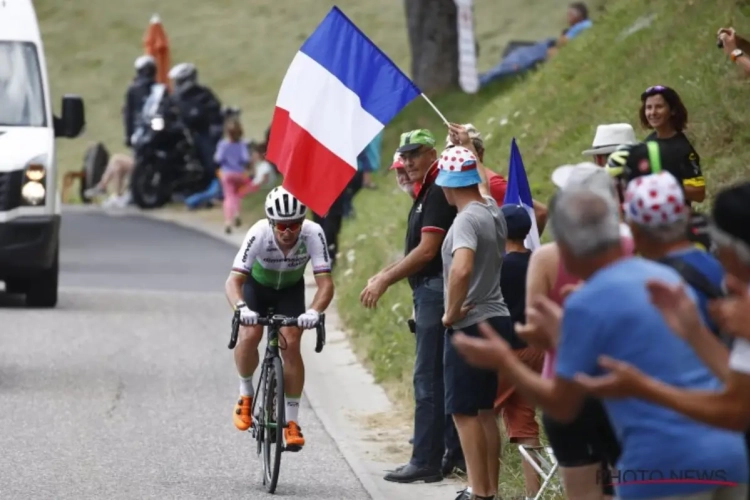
[
  {"left": 234, "top": 216, "right": 242, "bottom": 228},
  {"left": 84, "top": 185, "right": 106, "bottom": 199},
  {"left": 225, "top": 225, "right": 232, "bottom": 235},
  {"left": 283, "top": 421, "right": 305, "bottom": 450},
  {"left": 233, "top": 395, "right": 252, "bottom": 431}
]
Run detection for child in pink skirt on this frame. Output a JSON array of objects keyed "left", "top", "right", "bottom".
[{"left": 214, "top": 119, "right": 253, "bottom": 233}]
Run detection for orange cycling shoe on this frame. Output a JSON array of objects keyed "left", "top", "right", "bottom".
[
  {"left": 284, "top": 421, "right": 305, "bottom": 450},
  {"left": 233, "top": 395, "right": 253, "bottom": 431}
]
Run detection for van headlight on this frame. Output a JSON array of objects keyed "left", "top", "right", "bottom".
[
  {"left": 21, "top": 181, "right": 46, "bottom": 205},
  {"left": 21, "top": 155, "right": 47, "bottom": 206}
]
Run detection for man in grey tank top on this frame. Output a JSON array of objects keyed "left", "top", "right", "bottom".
[{"left": 435, "top": 145, "right": 528, "bottom": 500}]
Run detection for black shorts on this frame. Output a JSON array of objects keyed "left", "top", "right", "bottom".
[
  {"left": 242, "top": 275, "right": 306, "bottom": 318},
  {"left": 542, "top": 397, "right": 621, "bottom": 495},
  {"left": 444, "top": 316, "right": 514, "bottom": 416}
]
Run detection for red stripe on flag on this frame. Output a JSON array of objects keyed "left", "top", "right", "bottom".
[{"left": 266, "top": 107, "right": 356, "bottom": 216}]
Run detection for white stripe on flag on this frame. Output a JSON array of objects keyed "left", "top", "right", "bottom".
[{"left": 522, "top": 203, "right": 541, "bottom": 251}]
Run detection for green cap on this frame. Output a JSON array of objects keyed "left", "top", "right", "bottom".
[{"left": 397, "top": 129, "right": 436, "bottom": 153}]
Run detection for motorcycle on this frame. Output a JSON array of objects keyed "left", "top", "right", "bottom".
[{"left": 130, "top": 84, "right": 211, "bottom": 209}]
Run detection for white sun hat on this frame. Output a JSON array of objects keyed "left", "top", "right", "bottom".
[{"left": 582, "top": 123, "right": 637, "bottom": 156}]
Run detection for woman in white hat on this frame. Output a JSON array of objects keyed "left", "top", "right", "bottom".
[{"left": 581, "top": 123, "right": 637, "bottom": 166}]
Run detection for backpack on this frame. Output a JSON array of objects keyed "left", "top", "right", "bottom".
[
  {"left": 658, "top": 254, "right": 732, "bottom": 346},
  {"left": 80, "top": 142, "right": 109, "bottom": 204}
]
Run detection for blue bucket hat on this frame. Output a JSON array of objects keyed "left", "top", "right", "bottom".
[{"left": 435, "top": 146, "right": 482, "bottom": 188}]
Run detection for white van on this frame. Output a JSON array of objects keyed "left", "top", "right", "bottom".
[{"left": 0, "top": 0, "right": 85, "bottom": 307}]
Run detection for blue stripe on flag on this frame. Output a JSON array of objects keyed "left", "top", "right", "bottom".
[
  {"left": 503, "top": 138, "right": 534, "bottom": 207},
  {"left": 299, "top": 6, "right": 421, "bottom": 125}
]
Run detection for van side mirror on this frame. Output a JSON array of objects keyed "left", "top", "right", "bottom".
[{"left": 54, "top": 95, "right": 85, "bottom": 138}]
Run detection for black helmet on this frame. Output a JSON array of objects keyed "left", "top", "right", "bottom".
[{"left": 605, "top": 141, "right": 664, "bottom": 183}]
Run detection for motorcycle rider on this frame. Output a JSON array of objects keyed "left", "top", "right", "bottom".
[
  {"left": 167, "top": 62, "right": 224, "bottom": 173},
  {"left": 123, "top": 55, "right": 158, "bottom": 148}
]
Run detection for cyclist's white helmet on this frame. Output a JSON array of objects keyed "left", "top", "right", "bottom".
[{"left": 265, "top": 187, "right": 307, "bottom": 222}]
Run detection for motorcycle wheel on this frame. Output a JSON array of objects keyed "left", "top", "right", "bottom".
[{"left": 131, "top": 161, "right": 171, "bottom": 209}]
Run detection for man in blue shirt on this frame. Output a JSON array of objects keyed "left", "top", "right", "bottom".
[
  {"left": 450, "top": 186, "right": 748, "bottom": 500},
  {"left": 623, "top": 172, "right": 726, "bottom": 338}
]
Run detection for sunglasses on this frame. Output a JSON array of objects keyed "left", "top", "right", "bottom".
[
  {"left": 272, "top": 221, "right": 302, "bottom": 232},
  {"left": 641, "top": 85, "right": 670, "bottom": 100}
]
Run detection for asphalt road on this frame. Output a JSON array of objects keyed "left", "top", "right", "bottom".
[{"left": 0, "top": 211, "right": 369, "bottom": 499}]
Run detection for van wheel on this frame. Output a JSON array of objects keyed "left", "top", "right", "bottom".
[{"left": 26, "top": 247, "right": 59, "bottom": 308}]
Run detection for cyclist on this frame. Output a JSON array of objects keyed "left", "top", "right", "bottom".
[{"left": 225, "top": 187, "right": 334, "bottom": 450}]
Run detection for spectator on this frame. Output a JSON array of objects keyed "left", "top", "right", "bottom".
[
  {"left": 582, "top": 123, "right": 637, "bottom": 167},
  {"left": 496, "top": 204, "right": 544, "bottom": 499},
  {"left": 214, "top": 118, "right": 253, "bottom": 234},
  {"left": 359, "top": 131, "right": 383, "bottom": 189},
  {"left": 360, "top": 128, "right": 455, "bottom": 483},
  {"left": 443, "top": 124, "right": 549, "bottom": 234},
  {"left": 184, "top": 172, "right": 222, "bottom": 211},
  {"left": 479, "top": 2, "right": 592, "bottom": 87},
  {"left": 718, "top": 28, "right": 750, "bottom": 77},
  {"left": 453, "top": 186, "right": 749, "bottom": 500},
  {"left": 436, "top": 146, "right": 522, "bottom": 500},
  {"left": 507, "top": 164, "right": 627, "bottom": 500},
  {"left": 249, "top": 143, "right": 276, "bottom": 189},
  {"left": 572, "top": 182, "right": 750, "bottom": 486},
  {"left": 623, "top": 172, "right": 726, "bottom": 339},
  {"left": 123, "top": 55, "right": 158, "bottom": 149},
  {"left": 638, "top": 85, "right": 705, "bottom": 203},
  {"left": 83, "top": 153, "right": 135, "bottom": 208},
  {"left": 391, "top": 150, "right": 467, "bottom": 476}
]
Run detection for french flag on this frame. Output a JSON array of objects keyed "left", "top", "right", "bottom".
[
  {"left": 503, "top": 138, "right": 541, "bottom": 250},
  {"left": 266, "top": 7, "right": 421, "bottom": 216}
]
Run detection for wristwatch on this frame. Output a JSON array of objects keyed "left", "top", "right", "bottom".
[
  {"left": 731, "top": 48, "right": 745, "bottom": 62},
  {"left": 234, "top": 300, "right": 246, "bottom": 311}
]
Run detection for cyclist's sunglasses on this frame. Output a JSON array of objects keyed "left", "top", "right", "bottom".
[{"left": 271, "top": 221, "right": 302, "bottom": 232}]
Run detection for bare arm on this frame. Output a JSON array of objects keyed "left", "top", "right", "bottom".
[
  {"left": 525, "top": 244, "right": 557, "bottom": 309},
  {"left": 381, "top": 232, "right": 445, "bottom": 286},
  {"left": 445, "top": 248, "right": 473, "bottom": 321},
  {"left": 225, "top": 272, "right": 246, "bottom": 309},
  {"left": 685, "top": 325, "right": 731, "bottom": 381},
  {"left": 309, "top": 274, "right": 334, "bottom": 313},
  {"left": 635, "top": 370, "right": 750, "bottom": 431}
]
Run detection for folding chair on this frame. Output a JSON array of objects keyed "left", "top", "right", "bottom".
[{"left": 518, "top": 444, "right": 563, "bottom": 500}]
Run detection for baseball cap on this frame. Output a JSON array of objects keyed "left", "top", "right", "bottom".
[
  {"left": 397, "top": 129, "right": 436, "bottom": 153},
  {"left": 623, "top": 172, "right": 687, "bottom": 227},
  {"left": 501, "top": 204, "right": 532, "bottom": 240},
  {"left": 389, "top": 151, "right": 404, "bottom": 170},
  {"left": 435, "top": 146, "right": 481, "bottom": 188}
]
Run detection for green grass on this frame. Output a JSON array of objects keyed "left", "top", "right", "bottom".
[
  {"left": 38, "top": 0, "right": 591, "bottom": 184},
  {"left": 335, "top": 0, "right": 750, "bottom": 495}
]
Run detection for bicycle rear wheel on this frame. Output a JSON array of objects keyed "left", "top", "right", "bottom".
[{"left": 262, "top": 356, "right": 285, "bottom": 493}]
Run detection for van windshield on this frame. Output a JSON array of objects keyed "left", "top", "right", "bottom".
[{"left": 0, "top": 41, "right": 47, "bottom": 127}]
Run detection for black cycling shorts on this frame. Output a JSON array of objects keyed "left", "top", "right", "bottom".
[
  {"left": 242, "top": 275, "right": 306, "bottom": 318},
  {"left": 542, "top": 397, "right": 621, "bottom": 495}
]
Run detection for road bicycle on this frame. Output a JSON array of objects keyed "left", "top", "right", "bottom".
[{"left": 227, "top": 309, "right": 326, "bottom": 494}]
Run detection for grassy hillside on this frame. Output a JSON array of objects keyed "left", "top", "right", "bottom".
[
  {"left": 336, "top": 0, "right": 750, "bottom": 400},
  {"left": 37, "top": 0, "right": 591, "bottom": 181}
]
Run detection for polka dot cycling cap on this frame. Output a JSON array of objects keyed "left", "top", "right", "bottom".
[
  {"left": 435, "top": 146, "right": 481, "bottom": 188},
  {"left": 623, "top": 172, "right": 687, "bottom": 226}
]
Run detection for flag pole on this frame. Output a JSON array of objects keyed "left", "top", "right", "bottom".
[{"left": 420, "top": 93, "right": 450, "bottom": 126}]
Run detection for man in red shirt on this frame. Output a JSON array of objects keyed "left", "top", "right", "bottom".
[{"left": 446, "top": 124, "right": 548, "bottom": 234}]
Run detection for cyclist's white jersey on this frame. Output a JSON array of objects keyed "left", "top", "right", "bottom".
[{"left": 231, "top": 219, "right": 332, "bottom": 290}]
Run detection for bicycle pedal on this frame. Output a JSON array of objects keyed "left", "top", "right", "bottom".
[{"left": 284, "top": 445, "right": 302, "bottom": 453}]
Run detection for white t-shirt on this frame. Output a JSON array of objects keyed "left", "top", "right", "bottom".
[
  {"left": 252, "top": 161, "right": 276, "bottom": 187},
  {"left": 730, "top": 338, "right": 750, "bottom": 374}
]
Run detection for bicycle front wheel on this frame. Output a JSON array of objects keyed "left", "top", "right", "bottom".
[{"left": 262, "top": 356, "right": 285, "bottom": 493}]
